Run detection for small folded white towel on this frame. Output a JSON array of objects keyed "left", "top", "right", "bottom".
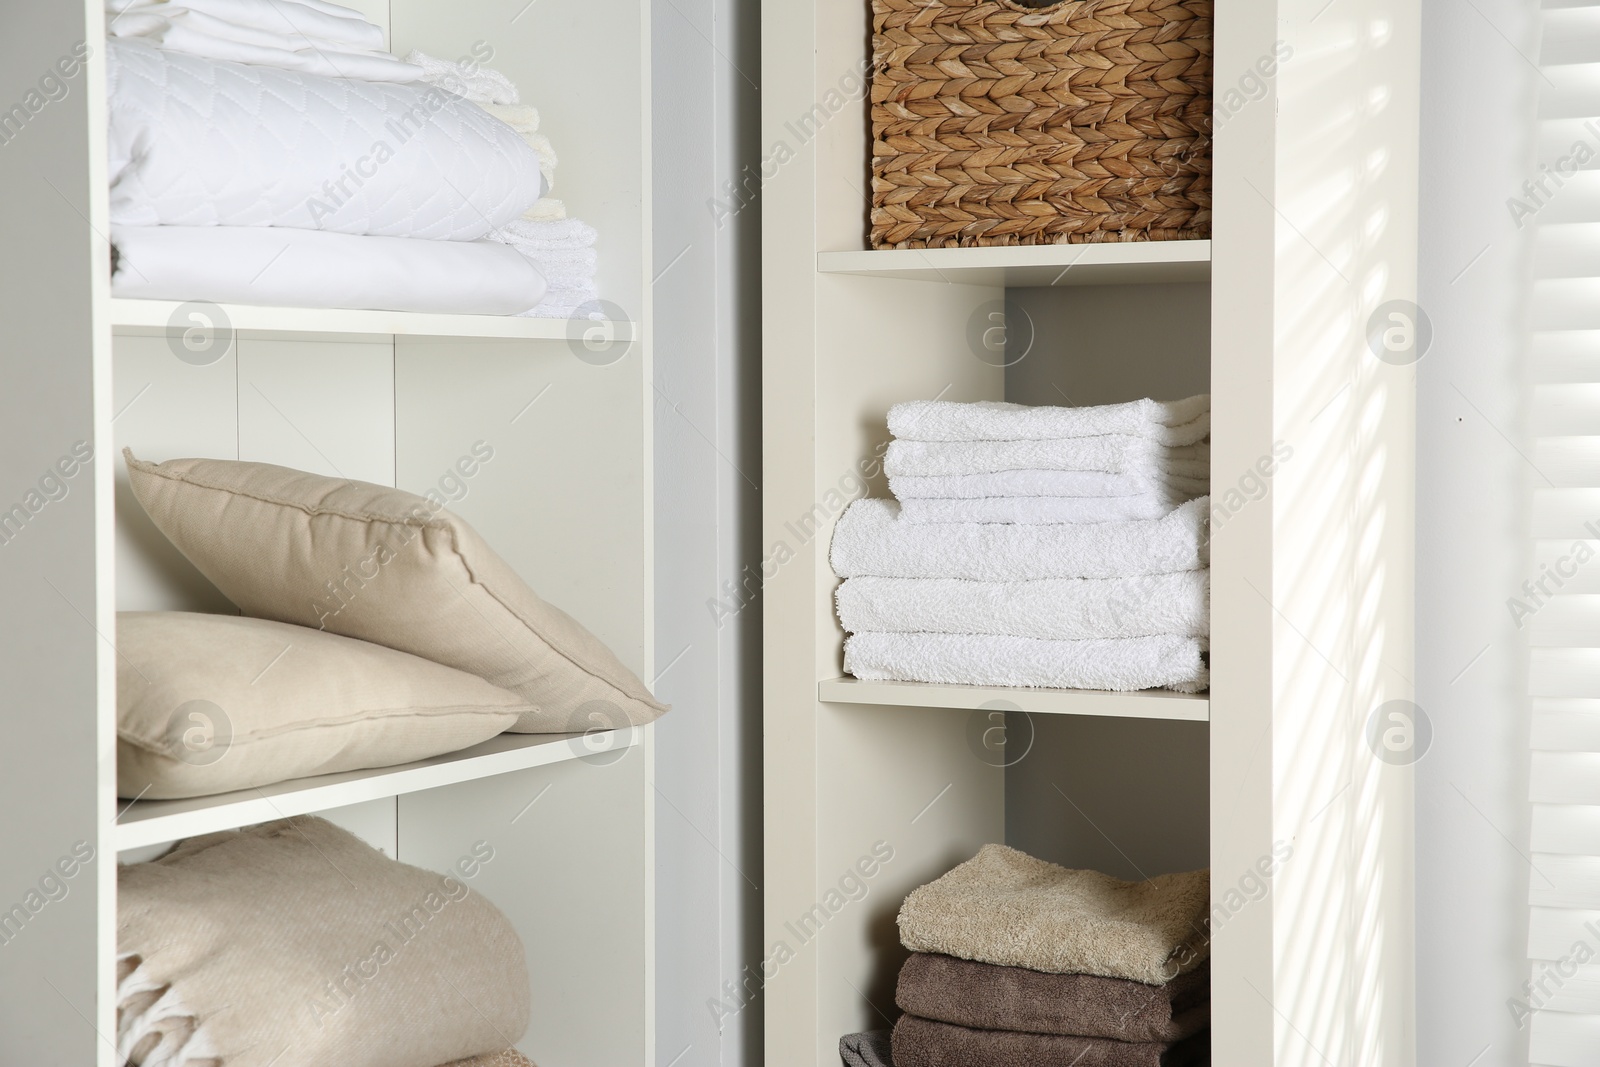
[
  {"left": 109, "top": 0, "right": 385, "bottom": 50},
  {"left": 899, "top": 495, "right": 1183, "bottom": 525},
  {"left": 407, "top": 48, "right": 519, "bottom": 104},
  {"left": 523, "top": 197, "right": 568, "bottom": 222},
  {"left": 885, "top": 438, "right": 1210, "bottom": 480},
  {"left": 108, "top": 13, "right": 423, "bottom": 80},
  {"left": 494, "top": 217, "right": 599, "bottom": 250},
  {"left": 844, "top": 632, "right": 1209, "bottom": 693},
  {"left": 888, "top": 396, "right": 1211, "bottom": 446},
  {"left": 830, "top": 498, "right": 1209, "bottom": 581},
  {"left": 481, "top": 104, "right": 556, "bottom": 188},
  {"left": 888, "top": 468, "right": 1208, "bottom": 501},
  {"left": 835, "top": 572, "right": 1209, "bottom": 641},
  {"left": 519, "top": 287, "right": 601, "bottom": 319}
]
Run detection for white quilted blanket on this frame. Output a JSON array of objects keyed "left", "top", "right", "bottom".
[{"left": 107, "top": 38, "right": 545, "bottom": 240}]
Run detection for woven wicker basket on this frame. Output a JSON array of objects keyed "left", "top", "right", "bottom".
[{"left": 869, "top": 0, "right": 1212, "bottom": 249}]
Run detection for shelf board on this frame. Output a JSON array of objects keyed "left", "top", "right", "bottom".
[
  {"left": 109, "top": 297, "right": 634, "bottom": 342},
  {"left": 817, "top": 241, "right": 1211, "bottom": 287},
  {"left": 818, "top": 677, "right": 1209, "bottom": 721},
  {"left": 113, "top": 727, "right": 643, "bottom": 851}
]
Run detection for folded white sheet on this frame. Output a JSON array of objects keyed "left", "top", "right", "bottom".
[
  {"left": 108, "top": 14, "right": 424, "bottom": 80},
  {"left": 830, "top": 498, "right": 1210, "bottom": 581},
  {"left": 112, "top": 224, "right": 547, "bottom": 315},
  {"left": 836, "top": 572, "right": 1209, "bottom": 640},
  {"left": 107, "top": 39, "right": 545, "bottom": 240},
  {"left": 888, "top": 396, "right": 1211, "bottom": 445},
  {"left": 106, "top": 16, "right": 425, "bottom": 80},
  {"left": 108, "top": 0, "right": 385, "bottom": 49},
  {"left": 898, "top": 495, "right": 1182, "bottom": 524},
  {"left": 889, "top": 468, "right": 1209, "bottom": 501},
  {"left": 885, "top": 438, "right": 1210, "bottom": 479},
  {"left": 844, "top": 632, "right": 1209, "bottom": 693}
]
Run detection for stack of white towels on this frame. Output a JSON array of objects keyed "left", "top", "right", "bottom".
[
  {"left": 830, "top": 396, "right": 1212, "bottom": 693},
  {"left": 107, "top": 0, "right": 601, "bottom": 318}
]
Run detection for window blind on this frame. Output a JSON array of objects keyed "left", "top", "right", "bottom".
[{"left": 1523, "top": 6, "right": 1600, "bottom": 1062}]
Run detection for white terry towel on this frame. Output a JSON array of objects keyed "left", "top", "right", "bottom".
[
  {"left": 835, "top": 572, "right": 1210, "bottom": 641},
  {"left": 844, "top": 632, "right": 1209, "bottom": 693},
  {"left": 108, "top": 12, "right": 424, "bottom": 80},
  {"left": 830, "top": 498, "right": 1209, "bottom": 581},
  {"left": 899, "top": 495, "right": 1183, "bottom": 525},
  {"left": 494, "top": 217, "right": 600, "bottom": 250},
  {"left": 407, "top": 48, "right": 521, "bottom": 104},
  {"left": 885, "top": 438, "right": 1210, "bottom": 480},
  {"left": 889, "top": 396, "right": 1211, "bottom": 446},
  {"left": 890, "top": 468, "right": 1208, "bottom": 501},
  {"left": 108, "top": 0, "right": 386, "bottom": 50}
]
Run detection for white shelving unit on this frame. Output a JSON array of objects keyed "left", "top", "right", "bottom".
[
  {"left": 114, "top": 727, "right": 643, "bottom": 851},
  {"left": 817, "top": 678, "right": 1210, "bottom": 721},
  {"left": 2, "top": 3, "right": 656, "bottom": 1065},
  {"left": 817, "top": 240, "right": 1211, "bottom": 287},
  {"left": 110, "top": 298, "right": 636, "bottom": 342},
  {"left": 763, "top": 1, "right": 1421, "bottom": 1065}
]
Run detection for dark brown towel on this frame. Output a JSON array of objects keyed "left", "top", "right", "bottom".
[
  {"left": 840, "top": 1030, "right": 895, "bottom": 1067},
  {"left": 896, "top": 953, "right": 1209, "bottom": 1043},
  {"left": 892, "top": 1015, "right": 1209, "bottom": 1067}
]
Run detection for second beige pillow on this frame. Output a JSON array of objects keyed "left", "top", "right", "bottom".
[{"left": 118, "top": 612, "right": 530, "bottom": 799}]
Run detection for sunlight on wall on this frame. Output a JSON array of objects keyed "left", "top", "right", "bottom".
[{"left": 1272, "top": 3, "right": 1416, "bottom": 1065}]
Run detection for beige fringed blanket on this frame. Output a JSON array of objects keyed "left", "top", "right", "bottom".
[
  {"left": 896, "top": 844, "right": 1210, "bottom": 984},
  {"left": 119, "top": 817, "right": 530, "bottom": 1067}
]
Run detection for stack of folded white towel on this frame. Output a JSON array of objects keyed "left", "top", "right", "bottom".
[
  {"left": 106, "top": 0, "right": 602, "bottom": 318},
  {"left": 830, "top": 396, "right": 1212, "bottom": 693}
]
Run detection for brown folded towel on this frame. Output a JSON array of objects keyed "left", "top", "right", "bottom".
[
  {"left": 892, "top": 1015, "right": 1209, "bottom": 1067},
  {"left": 896, "top": 953, "right": 1209, "bottom": 1043},
  {"left": 440, "top": 1053, "right": 538, "bottom": 1067},
  {"left": 898, "top": 845, "right": 1209, "bottom": 984}
]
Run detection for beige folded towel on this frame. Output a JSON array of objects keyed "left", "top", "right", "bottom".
[
  {"left": 441, "top": 1051, "right": 538, "bottom": 1067},
  {"left": 119, "top": 817, "right": 530, "bottom": 1067},
  {"left": 897, "top": 844, "right": 1210, "bottom": 984}
]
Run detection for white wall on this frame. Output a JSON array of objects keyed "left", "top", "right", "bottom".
[
  {"left": 1416, "top": 1, "right": 1539, "bottom": 1063},
  {"left": 652, "top": 0, "right": 763, "bottom": 1064}
]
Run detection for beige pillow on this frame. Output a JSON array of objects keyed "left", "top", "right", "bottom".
[
  {"left": 124, "top": 450, "right": 667, "bottom": 733},
  {"left": 119, "top": 816, "right": 530, "bottom": 1067},
  {"left": 118, "top": 612, "right": 528, "bottom": 799}
]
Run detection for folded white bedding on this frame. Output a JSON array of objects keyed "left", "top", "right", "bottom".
[
  {"left": 899, "top": 495, "right": 1183, "bottom": 525},
  {"left": 109, "top": 10, "right": 424, "bottom": 81},
  {"left": 107, "top": 38, "right": 545, "bottom": 240},
  {"left": 522, "top": 287, "right": 600, "bottom": 318},
  {"left": 885, "top": 438, "right": 1210, "bottom": 479},
  {"left": 109, "top": 0, "right": 385, "bottom": 49},
  {"left": 844, "top": 632, "right": 1209, "bottom": 693},
  {"left": 830, "top": 498, "right": 1210, "bottom": 581},
  {"left": 889, "top": 468, "right": 1208, "bottom": 501},
  {"left": 889, "top": 396, "right": 1211, "bottom": 445},
  {"left": 112, "top": 224, "right": 547, "bottom": 315},
  {"left": 836, "top": 571, "right": 1209, "bottom": 640}
]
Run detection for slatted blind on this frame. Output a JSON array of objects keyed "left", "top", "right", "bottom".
[{"left": 1524, "top": 6, "right": 1600, "bottom": 1061}]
